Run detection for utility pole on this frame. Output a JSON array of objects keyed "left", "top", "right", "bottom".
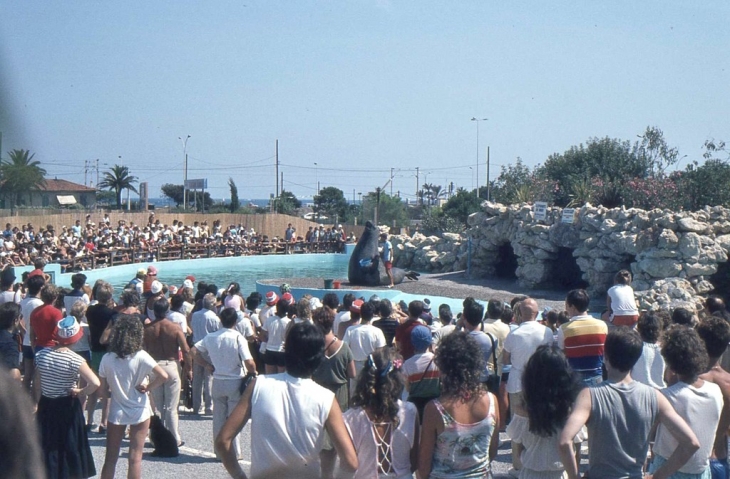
[
  {"left": 96, "top": 159, "right": 99, "bottom": 188},
  {"left": 179, "top": 135, "right": 191, "bottom": 210},
  {"left": 275, "top": 140, "right": 279, "bottom": 198},
  {"left": 486, "top": 146, "right": 491, "bottom": 202},
  {"left": 390, "top": 168, "right": 394, "bottom": 196},
  {"left": 416, "top": 167, "right": 420, "bottom": 205},
  {"left": 84, "top": 160, "right": 88, "bottom": 186}
]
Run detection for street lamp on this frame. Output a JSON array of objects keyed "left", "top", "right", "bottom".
[
  {"left": 179, "top": 135, "right": 191, "bottom": 210},
  {"left": 469, "top": 167, "right": 474, "bottom": 191},
  {"left": 471, "top": 117, "right": 487, "bottom": 198},
  {"left": 314, "top": 162, "right": 319, "bottom": 194}
]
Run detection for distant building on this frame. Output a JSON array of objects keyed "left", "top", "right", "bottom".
[{"left": 28, "top": 179, "right": 97, "bottom": 208}]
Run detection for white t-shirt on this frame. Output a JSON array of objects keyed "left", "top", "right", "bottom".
[
  {"left": 235, "top": 312, "right": 255, "bottom": 339},
  {"left": 20, "top": 296, "right": 43, "bottom": 347},
  {"left": 195, "top": 328, "right": 252, "bottom": 380},
  {"left": 344, "top": 401, "right": 418, "bottom": 479},
  {"left": 333, "top": 311, "right": 351, "bottom": 339},
  {"left": 98, "top": 350, "right": 158, "bottom": 426},
  {"left": 264, "top": 315, "right": 291, "bottom": 352},
  {"left": 250, "top": 373, "right": 334, "bottom": 479},
  {"left": 0, "top": 290, "right": 19, "bottom": 305},
  {"left": 607, "top": 284, "right": 638, "bottom": 316},
  {"left": 166, "top": 311, "right": 188, "bottom": 333},
  {"left": 631, "top": 342, "right": 666, "bottom": 389},
  {"left": 504, "top": 321, "right": 554, "bottom": 394},
  {"left": 343, "top": 323, "right": 386, "bottom": 362},
  {"left": 654, "top": 380, "right": 722, "bottom": 473},
  {"left": 63, "top": 292, "right": 90, "bottom": 316}
]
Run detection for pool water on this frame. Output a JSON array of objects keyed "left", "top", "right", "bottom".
[{"left": 75, "top": 255, "right": 349, "bottom": 298}]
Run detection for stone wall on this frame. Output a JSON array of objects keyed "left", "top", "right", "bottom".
[{"left": 390, "top": 201, "right": 730, "bottom": 312}]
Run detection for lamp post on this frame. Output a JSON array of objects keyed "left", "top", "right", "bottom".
[
  {"left": 314, "top": 162, "right": 319, "bottom": 194},
  {"left": 179, "top": 135, "right": 191, "bottom": 210},
  {"left": 470, "top": 117, "right": 487, "bottom": 197}
]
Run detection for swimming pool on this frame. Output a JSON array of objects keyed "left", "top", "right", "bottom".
[
  {"left": 50, "top": 254, "right": 349, "bottom": 297},
  {"left": 45, "top": 251, "right": 482, "bottom": 316}
]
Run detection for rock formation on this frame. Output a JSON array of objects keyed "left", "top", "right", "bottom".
[{"left": 389, "top": 201, "right": 730, "bottom": 312}]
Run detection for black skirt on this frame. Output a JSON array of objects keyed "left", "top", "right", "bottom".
[{"left": 37, "top": 395, "right": 96, "bottom": 479}]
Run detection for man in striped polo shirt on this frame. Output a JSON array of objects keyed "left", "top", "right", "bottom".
[{"left": 557, "top": 289, "right": 607, "bottom": 386}]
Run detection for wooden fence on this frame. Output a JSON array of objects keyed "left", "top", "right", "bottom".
[{"left": 0, "top": 211, "right": 364, "bottom": 240}]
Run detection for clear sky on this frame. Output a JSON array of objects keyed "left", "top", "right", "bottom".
[{"left": 1, "top": 1, "right": 728, "bottom": 203}]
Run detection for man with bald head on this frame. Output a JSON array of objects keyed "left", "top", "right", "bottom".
[{"left": 503, "top": 298, "right": 554, "bottom": 475}]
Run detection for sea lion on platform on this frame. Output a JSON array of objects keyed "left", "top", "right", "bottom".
[{"left": 348, "top": 221, "right": 420, "bottom": 286}]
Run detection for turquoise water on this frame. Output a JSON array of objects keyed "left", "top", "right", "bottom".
[{"left": 65, "top": 255, "right": 349, "bottom": 298}]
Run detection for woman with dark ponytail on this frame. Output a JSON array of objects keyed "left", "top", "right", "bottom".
[
  {"left": 507, "top": 345, "right": 583, "bottom": 479},
  {"left": 344, "top": 348, "right": 419, "bottom": 479}
]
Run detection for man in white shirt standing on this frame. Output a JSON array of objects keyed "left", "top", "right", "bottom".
[
  {"left": 190, "top": 294, "right": 221, "bottom": 415},
  {"left": 504, "top": 298, "right": 554, "bottom": 475},
  {"left": 343, "top": 302, "right": 386, "bottom": 392},
  {"left": 191, "top": 307, "right": 256, "bottom": 460}
]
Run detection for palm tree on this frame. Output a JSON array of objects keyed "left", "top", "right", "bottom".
[
  {"left": 430, "top": 184, "right": 446, "bottom": 206},
  {"left": 98, "top": 165, "right": 138, "bottom": 210},
  {"left": 0, "top": 149, "right": 47, "bottom": 208}
]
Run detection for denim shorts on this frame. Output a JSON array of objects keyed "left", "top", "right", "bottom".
[
  {"left": 710, "top": 457, "right": 728, "bottom": 479},
  {"left": 651, "top": 454, "right": 711, "bottom": 479}
]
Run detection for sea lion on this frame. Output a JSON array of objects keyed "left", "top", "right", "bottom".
[{"left": 348, "top": 221, "right": 420, "bottom": 286}]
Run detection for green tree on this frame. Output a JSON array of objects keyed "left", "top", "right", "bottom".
[
  {"left": 275, "top": 190, "right": 302, "bottom": 215},
  {"left": 161, "top": 184, "right": 184, "bottom": 206},
  {"left": 637, "top": 126, "right": 680, "bottom": 177},
  {"left": 440, "top": 188, "right": 482, "bottom": 227},
  {"left": 361, "top": 191, "right": 408, "bottom": 227},
  {"left": 541, "top": 136, "right": 648, "bottom": 207},
  {"left": 676, "top": 159, "right": 730, "bottom": 210},
  {"left": 98, "top": 165, "right": 138, "bottom": 210},
  {"left": 228, "top": 177, "right": 240, "bottom": 213},
  {"left": 313, "top": 186, "right": 348, "bottom": 221},
  {"left": 0, "top": 149, "right": 47, "bottom": 207}
]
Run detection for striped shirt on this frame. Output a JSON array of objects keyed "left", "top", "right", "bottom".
[
  {"left": 402, "top": 352, "right": 440, "bottom": 398},
  {"left": 557, "top": 315, "right": 607, "bottom": 378},
  {"left": 35, "top": 348, "right": 84, "bottom": 398}
]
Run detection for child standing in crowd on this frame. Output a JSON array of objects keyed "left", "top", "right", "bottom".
[{"left": 345, "top": 348, "right": 419, "bottom": 479}]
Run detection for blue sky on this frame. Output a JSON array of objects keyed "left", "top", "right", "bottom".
[{"left": 1, "top": 1, "right": 728, "bottom": 203}]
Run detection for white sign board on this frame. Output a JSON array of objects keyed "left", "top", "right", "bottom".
[
  {"left": 534, "top": 202, "right": 548, "bottom": 221},
  {"left": 561, "top": 208, "right": 576, "bottom": 224}
]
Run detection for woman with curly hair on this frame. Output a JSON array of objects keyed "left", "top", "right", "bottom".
[
  {"left": 418, "top": 331, "right": 500, "bottom": 479},
  {"left": 507, "top": 345, "right": 582, "bottom": 479},
  {"left": 651, "top": 325, "right": 722, "bottom": 478},
  {"left": 344, "top": 347, "right": 419, "bottom": 479},
  {"left": 98, "top": 315, "right": 169, "bottom": 479}
]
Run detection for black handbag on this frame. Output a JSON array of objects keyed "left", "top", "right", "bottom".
[
  {"left": 236, "top": 334, "right": 257, "bottom": 394},
  {"left": 484, "top": 333, "right": 501, "bottom": 394}
]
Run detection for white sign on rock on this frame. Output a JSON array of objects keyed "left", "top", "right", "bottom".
[
  {"left": 562, "top": 208, "right": 576, "bottom": 224},
  {"left": 534, "top": 202, "right": 548, "bottom": 221}
]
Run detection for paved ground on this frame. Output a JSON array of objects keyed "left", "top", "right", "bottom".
[
  {"left": 263, "top": 270, "right": 596, "bottom": 312},
  {"left": 86, "top": 406, "right": 588, "bottom": 478}
]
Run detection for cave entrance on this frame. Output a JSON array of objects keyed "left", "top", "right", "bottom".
[
  {"left": 710, "top": 261, "right": 730, "bottom": 303},
  {"left": 550, "top": 247, "right": 589, "bottom": 290},
  {"left": 495, "top": 242, "right": 518, "bottom": 280}
]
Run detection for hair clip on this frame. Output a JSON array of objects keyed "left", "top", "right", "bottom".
[
  {"left": 393, "top": 359, "right": 403, "bottom": 370},
  {"left": 367, "top": 354, "right": 377, "bottom": 371},
  {"left": 380, "top": 360, "right": 394, "bottom": 378}
]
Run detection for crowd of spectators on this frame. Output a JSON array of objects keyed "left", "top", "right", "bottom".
[{"left": 0, "top": 215, "right": 353, "bottom": 272}]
